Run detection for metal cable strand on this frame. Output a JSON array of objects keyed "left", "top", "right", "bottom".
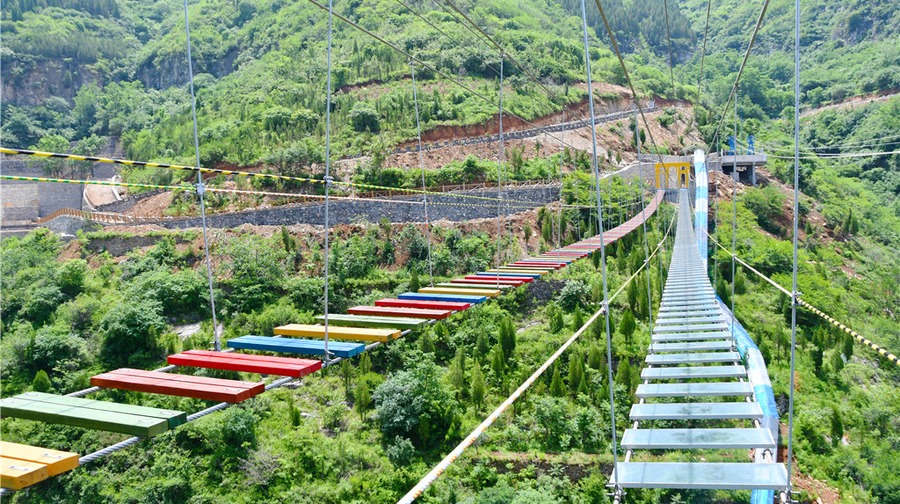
[
  {"left": 786, "top": 0, "right": 801, "bottom": 495},
  {"left": 395, "top": 0, "right": 500, "bottom": 76},
  {"left": 323, "top": 0, "right": 334, "bottom": 362},
  {"left": 182, "top": 0, "right": 220, "bottom": 351},
  {"left": 305, "top": 0, "right": 582, "bottom": 154},
  {"left": 0, "top": 149, "right": 543, "bottom": 206},
  {"left": 697, "top": 0, "right": 712, "bottom": 104},
  {"left": 590, "top": 0, "right": 666, "bottom": 169},
  {"left": 663, "top": 0, "right": 676, "bottom": 98},
  {"left": 410, "top": 59, "right": 434, "bottom": 287},
  {"left": 579, "top": 0, "right": 621, "bottom": 495},
  {"left": 731, "top": 94, "right": 737, "bottom": 340},
  {"left": 495, "top": 56, "right": 504, "bottom": 289},
  {"left": 710, "top": 0, "right": 771, "bottom": 142}
]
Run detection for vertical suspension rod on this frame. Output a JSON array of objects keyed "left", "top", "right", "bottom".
[{"left": 183, "top": 0, "right": 219, "bottom": 351}]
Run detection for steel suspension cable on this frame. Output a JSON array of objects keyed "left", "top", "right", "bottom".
[
  {"left": 579, "top": 0, "right": 621, "bottom": 495},
  {"left": 410, "top": 59, "right": 434, "bottom": 288},
  {"left": 0, "top": 147, "right": 542, "bottom": 206},
  {"left": 697, "top": 0, "right": 712, "bottom": 104},
  {"left": 731, "top": 96, "right": 737, "bottom": 340},
  {"left": 663, "top": 0, "right": 676, "bottom": 98},
  {"left": 306, "top": 0, "right": 583, "bottom": 155},
  {"left": 495, "top": 57, "right": 504, "bottom": 290},
  {"left": 590, "top": 0, "right": 666, "bottom": 168},
  {"left": 710, "top": 0, "right": 772, "bottom": 143},
  {"left": 323, "top": 0, "right": 335, "bottom": 362},
  {"left": 182, "top": 0, "right": 220, "bottom": 351},
  {"left": 394, "top": 0, "right": 500, "bottom": 77},
  {"left": 786, "top": 0, "right": 801, "bottom": 496}
]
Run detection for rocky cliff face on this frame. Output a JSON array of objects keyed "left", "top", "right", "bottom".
[{"left": 1, "top": 56, "right": 102, "bottom": 107}]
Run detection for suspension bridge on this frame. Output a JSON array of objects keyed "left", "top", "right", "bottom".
[{"left": 1, "top": 0, "right": 897, "bottom": 498}]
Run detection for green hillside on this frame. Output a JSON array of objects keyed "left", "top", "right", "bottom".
[{"left": 2, "top": 0, "right": 900, "bottom": 502}]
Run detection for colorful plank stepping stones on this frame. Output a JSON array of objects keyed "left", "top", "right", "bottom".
[
  {"left": 399, "top": 292, "right": 487, "bottom": 304},
  {"left": 511, "top": 262, "right": 564, "bottom": 269},
  {"left": 374, "top": 298, "right": 471, "bottom": 311},
  {"left": 464, "top": 275, "right": 532, "bottom": 283},
  {"left": 348, "top": 305, "right": 452, "bottom": 319},
  {"left": 451, "top": 278, "right": 523, "bottom": 287},
  {"left": 91, "top": 368, "right": 264, "bottom": 403},
  {"left": 274, "top": 323, "right": 400, "bottom": 342},
  {"left": 436, "top": 282, "right": 511, "bottom": 290},
  {"left": 1, "top": 442, "right": 79, "bottom": 490},
  {"left": 474, "top": 272, "right": 540, "bottom": 280},
  {"left": 418, "top": 286, "right": 502, "bottom": 298},
  {"left": 314, "top": 314, "right": 428, "bottom": 330},
  {"left": 227, "top": 336, "right": 366, "bottom": 358},
  {"left": 492, "top": 268, "right": 550, "bottom": 275},
  {"left": 0, "top": 392, "right": 185, "bottom": 437},
  {"left": 167, "top": 350, "right": 321, "bottom": 378}
]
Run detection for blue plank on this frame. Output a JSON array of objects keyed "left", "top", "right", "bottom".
[
  {"left": 474, "top": 272, "right": 542, "bottom": 279},
  {"left": 398, "top": 292, "right": 487, "bottom": 304},
  {"left": 227, "top": 336, "right": 366, "bottom": 358}
]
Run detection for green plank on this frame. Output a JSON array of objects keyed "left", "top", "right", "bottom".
[
  {"left": 314, "top": 314, "right": 427, "bottom": 330},
  {"left": 0, "top": 397, "right": 169, "bottom": 437},
  {"left": 435, "top": 282, "right": 512, "bottom": 290},
  {"left": 19, "top": 392, "right": 187, "bottom": 429}
]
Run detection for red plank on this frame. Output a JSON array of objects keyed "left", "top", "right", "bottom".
[
  {"left": 91, "top": 368, "right": 264, "bottom": 403},
  {"left": 464, "top": 275, "right": 533, "bottom": 283},
  {"left": 374, "top": 298, "right": 470, "bottom": 311},
  {"left": 451, "top": 278, "right": 524, "bottom": 287},
  {"left": 347, "top": 305, "right": 452, "bottom": 319},
  {"left": 167, "top": 350, "right": 321, "bottom": 378}
]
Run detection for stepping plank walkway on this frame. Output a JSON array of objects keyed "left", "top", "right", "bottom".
[
  {"left": 613, "top": 190, "right": 785, "bottom": 492},
  {"left": 0, "top": 392, "right": 186, "bottom": 437},
  {"left": 167, "top": 350, "right": 321, "bottom": 378},
  {"left": 470, "top": 274, "right": 536, "bottom": 281},
  {"left": 435, "top": 282, "right": 511, "bottom": 291},
  {"left": 227, "top": 336, "right": 366, "bottom": 358},
  {"left": 348, "top": 305, "right": 452, "bottom": 319},
  {"left": 452, "top": 278, "right": 524, "bottom": 286},
  {"left": 399, "top": 292, "right": 487, "bottom": 304},
  {"left": 1, "top": 442, "right": 79, "bottom": 490},
  {"left": 418, "top": 287, "right": 501, "bottom": 298},
  {"left": 375, "top": 298, "right": 471, "bottom": 311},
  {"left": 314, "top": 314, "right": 428, "bottom": 331},
  {"left": 275, "top": 323, "right": 400, "bottom": 341},
  {"left": 91, "top": 368, "right": 264, "bottom": 403}
]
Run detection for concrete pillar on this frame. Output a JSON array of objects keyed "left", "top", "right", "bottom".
[{"left": 751, "top": 164, "right": 757, "bottom": 186}]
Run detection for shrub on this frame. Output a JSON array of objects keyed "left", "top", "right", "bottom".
[
  {"left": 558, "top": 280, "right": 589, "bottom": 310},
  {"left": 373, "top": 361, "right": 458, "bottom": 447},
  {"left": 99, "top": 299, "right": 165, "bottom": 366},
  {"left": 33, "top": 370, "right": 51, "bottom": 392},
  {"left": 384, "top": 436, "right": 415, "bottom": 466}
]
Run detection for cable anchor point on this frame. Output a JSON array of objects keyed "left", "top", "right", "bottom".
[
  {"left": 324, "top": 175, "right": 334, "bottom": 189},
  {"left": 195, "top": 181, "right": 206, "bottom": 196}
]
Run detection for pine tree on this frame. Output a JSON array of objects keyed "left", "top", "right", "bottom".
[
  {"left": 568, "top": 356, "right": 583, "bottom": 396},
  {"left": 33, "top": 370, "right": 51, "bottom": 392},
  {"left": 471, "top": 364, "right": 485, "bottom": 410},
  {"left": 354, "top": 380, "right": 371, "bottom": 420},
  {"left": 637, "top": 281, "right": 649, "bottom": 319},
  {"left": 572, "top": 307, "right": 585, "bottom": 331},
  {"left": 830, "top": 349, "right": 844, "bottom": 374},
  {"left": 615, "top": 359, "right": 632, "bottom": 394},
  {"left": 409, "top": 268, "right": 420, "bottom": 292},
  {"left": 812, "top": 346, "right": 823, "bottom": 375},
  {"left": 476, "top": 330, "right": 490, "bottom": 361},
  {"left": 619, "top": 309, "right": 636, "bottom": 345},
  {"left": 592, "top": 250, "right": 601, "bottom": 270},
  {"left": 734, "top": 272, "right": 747, "bottom": 295},
  {"left": 341, "top": 359, "right": 352, "bottom": 396},
  {"left": 420, "top": 331, "right": 436, "bottom": 354},
  {"left": 549, "top": 365, "right": 565, "bottom": 397},
  {"left": 499, "top": 318, "right": 516, "bottom": 360},
  {"left": 491, "top": 344, "right": 505, "bottom": 384},
  {"left": 627, "top": 278, "right": 638, "bottom": 309},
  {"left": 359, "top": 352, "right": 372, "bottom": 374},
  {"left": 588, "top": 345, "right": 604, "bottom": 370},
  {"left": 842, "top": 333, "right": 854, "bottom": 359},
  {"left": 830, "top": 407, "right": 844, "bottom": 446}
]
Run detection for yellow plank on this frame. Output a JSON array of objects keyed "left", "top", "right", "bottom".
[
  {"left": 274, "top": 323, "right": 399, "bottom": 342},
  {"left": 486, "top": 268, "right": 549, "bottom": 275},
  {"left": 0, "top": 456, "right": 48, "bottom": 490},
  {"left": 418, "top": 287, "right": 501, "bottom": 298},
  {"left": 0, "top": 442, "right": 78, "bottom": 476}
]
